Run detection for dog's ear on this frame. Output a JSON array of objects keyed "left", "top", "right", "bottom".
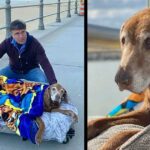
[
  {"left": 120, "top": 22, "right": 125, "bottom": 33},
  {"left": 47, "top": 86, "right": 51, "bottom": 91},
  {"left": 62, "top": 90, "right": 68, "bottom": 103},
  {"left": 46, "top": 86, "right": 51, "bottom": 97},
  {"left": 44, "top": 86, "right": 52, "bottom": 104}
]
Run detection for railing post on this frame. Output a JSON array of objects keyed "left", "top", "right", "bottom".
[
  {"left": 67, "top": 0, "right": 71, "bottom": 17},
  {"left": 5, "top": 0, "right": 11, "bottom": 38},
  {"left": 38, "top": 0, "right": 44, "bottom": 30},
  {"left": 56, "top": 0, "right": 61, "bottom": 22},
  {"left": 74, "top": 0, "right": 78, "bottom": 14}
]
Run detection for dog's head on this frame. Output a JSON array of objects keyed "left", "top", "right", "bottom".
[
  {"left": 48, "top": 83, "right": 67, "bottom": 104},
  {"left": 115, "top": 8, "right": 150, "bottom": 93}
]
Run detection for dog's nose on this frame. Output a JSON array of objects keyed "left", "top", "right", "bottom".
[
  {"left": 115, "top": 67, "right": 132, "bottom": 88},
  {"left": 55, "top": 94, "right": 60, "bottom": 100}
]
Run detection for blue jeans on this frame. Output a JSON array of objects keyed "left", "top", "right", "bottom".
[{"left": 0, "top": 66, "right": 48, "bottom": 83}]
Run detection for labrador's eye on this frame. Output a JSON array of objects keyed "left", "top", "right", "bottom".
[
  {"left": 60, "top": 89, "right": 64, "bottom": 93},
  {"left": 121, "top": 37, "right": 125, "bottom": 45},
  {"left": 144, "top": 37, "right": 150, "bottom": 49},
  {"left": 51, "top": 87, "right": 56, "bottom": 91}
]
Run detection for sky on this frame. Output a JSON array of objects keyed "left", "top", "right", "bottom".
[{"left": 88, "top": 0, "right": 147, "bottom": 29}]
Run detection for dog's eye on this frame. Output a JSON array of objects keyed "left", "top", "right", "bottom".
[
  {"left": 51, "top": 87, "right": 56, "bottom": 91},
  {"left": 144, "top": 37, "right": 150, "bottom": 49},
  {"left": 121, "top": 37, "right": 125, "bottom": 45},
  {"left": 60, "top": 89, "right": 64, "bottom": 93}
]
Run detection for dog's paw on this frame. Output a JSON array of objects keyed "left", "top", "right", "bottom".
[
  {"left": 69, "top": 111, "right": 78, "bottom": 122},
  {"left": 88, "top": 118, "right": 109, "bottom": 140},
  {"left": 73, "top": 114, "right": 78, "bottom": 122},
  {"left": 88, "top": 120, "right": 97, "bottom": 140},
  {"left": 66, "top": 110, "right": 78, "bottom": 122}
]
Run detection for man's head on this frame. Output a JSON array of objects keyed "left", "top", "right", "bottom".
[{"left": 10, "top": 20, "right": 27, "bottom": 44}]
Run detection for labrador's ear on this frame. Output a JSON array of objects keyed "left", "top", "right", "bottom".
[
  {"left": 44, "top": 87, "right": 51, "bottom": 105},
  {"left": 62, "top": 90, "right": 68, "bottom": 102},
  {"left": 47, "top": 86, "right": 51, "bottom": 92},
  {"left": 48, "top": 104, "right": 53, "bottom": 112},
  {"left": 46, "top": 86, "right": 51, "bottom": 97}
]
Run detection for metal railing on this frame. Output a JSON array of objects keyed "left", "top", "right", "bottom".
[{"left": 0, "top": 0, "right": 79, "bottom": 38}]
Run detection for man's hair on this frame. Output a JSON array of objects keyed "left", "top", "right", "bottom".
[{"left": 10, "top": 19, "right": 26, "bottom": 31}]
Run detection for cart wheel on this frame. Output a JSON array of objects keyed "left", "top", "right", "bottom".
[
  {"left": 63, "top": 136, "right": 70, "bottom": 144},
  {"left": 22, "top": 137, "right": 28, "bottom": 141},
  {"left": 69, "top": 135, "right": 73, "bottom": 139},
  {"left": 67, "top": 128, "right": 75, "bottom": 137}
]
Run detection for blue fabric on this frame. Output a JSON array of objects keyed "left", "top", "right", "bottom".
[
  {"left": 0, "top": 76, "right": 49, "bottom": 144},
  {"left": 0, "top": 94, "right": 21, "bottom": 107},
  {"left": 0, "top": 66, "right": 48, "bottom": 83},
  {"left": 108, "top": 105, "right": 122, "bottom": 117},
  {"left": 19, "top": 114, "right": 39, "bottom": 144},
  {"left": 11, "top": 38, "right": 26, "bottom": 55},
  {"left": 125, "top": 100, "right": 137, "bottom": 109},
  {"left": 18, "top": 85, "right": 48, "bottom": 143},
  {"left": 107, "top": 100, "right": 138, "bottom": 117}
]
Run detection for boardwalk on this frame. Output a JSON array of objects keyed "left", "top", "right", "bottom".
[{"left": 0, "top": 15, "right": 84, "bottom": 150}]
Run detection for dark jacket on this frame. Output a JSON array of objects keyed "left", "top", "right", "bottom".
[{"left": 0, "top": 33, "right": 57, "bottom": 85}]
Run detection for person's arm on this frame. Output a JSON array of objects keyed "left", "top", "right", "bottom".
[
  {"left": 36, "top": 42, "right": 57, "bottom": 85},
  {"left": 0, "top": 40, "right": 7, "bottom": 58}
]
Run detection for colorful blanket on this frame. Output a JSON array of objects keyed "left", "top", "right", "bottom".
[
  {"left": 107, "top": 93, "right": 145, "bottom": 117},
  {"left": 0, "top": 75, "right": 49, "bottom": 144}
]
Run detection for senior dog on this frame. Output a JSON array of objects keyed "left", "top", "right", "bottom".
[
  {"left": 88, "top": 8, "right": 150, "bottom": 149},
  {"left": 0, "top": 78, "right": 78, "bottom": 144},
  {"left": 36, "top": 83, "right": 78, "bottom": 144}
]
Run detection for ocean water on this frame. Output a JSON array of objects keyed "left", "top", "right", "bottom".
[{"left": 88, "top": 0, "right": 148, "bottom": 29}]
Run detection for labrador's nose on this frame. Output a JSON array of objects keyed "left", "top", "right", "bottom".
[
  {"left": 55, "top": 94, "right": 60, "bottom": 100},
  {"left": 115, "top": 67, "right": 132, "bottom": 88}
]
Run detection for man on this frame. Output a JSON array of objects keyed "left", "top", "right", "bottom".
[{"left": 0, "top": 19, "right": 57, "bottom": 85}]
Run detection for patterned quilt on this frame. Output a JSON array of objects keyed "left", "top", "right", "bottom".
[{"left": 0, "top": 75, "right": 49, "bottom": 144}]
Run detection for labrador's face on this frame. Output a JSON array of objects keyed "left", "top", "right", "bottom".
[
  {"left": 50, "top": 83, "right": 66, "bottom": 103},
  {"left": 115, "top": 8, "right": 150, "bottom": 93}
]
